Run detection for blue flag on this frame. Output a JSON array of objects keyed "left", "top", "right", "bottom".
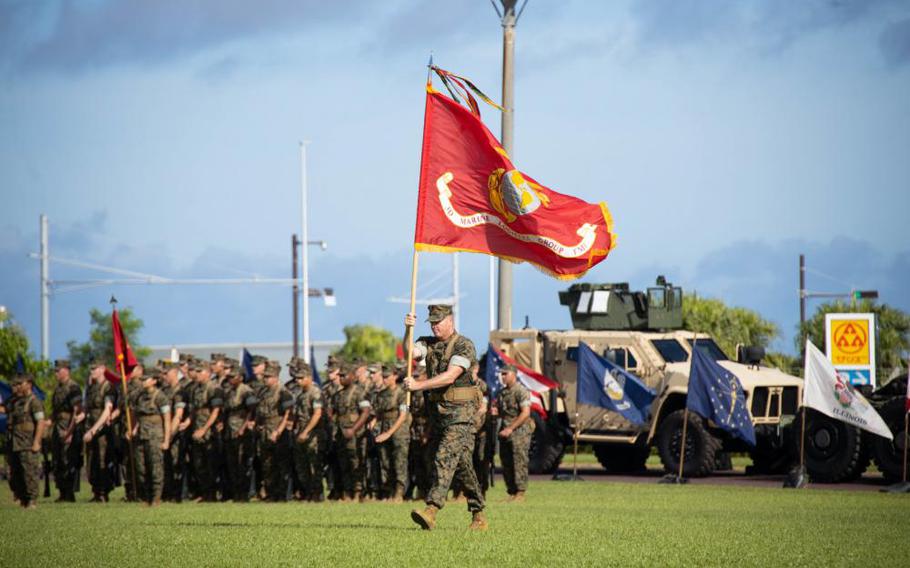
[
  {"left": 576, "top": 342, "right": 656, "bottom": 426},
  {"left": 310, "top": 346, "right": 321, "bottom": 386},
  {"left": 687, "top": 344, "right": 756, "bottom": 446},
  {"left": 482, "top": 343, "right": 504, "bottom": 399},
  {"left": 0, "top": 380, "right": 9, "bottom": 434},
  {"left": 14, "top": 354, "right": 45, "bottom": 401},
  {"left": 242, "top": 348, "right": 254, "bottom": 383}
]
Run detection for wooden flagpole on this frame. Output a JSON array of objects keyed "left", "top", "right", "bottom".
[
  {"left": 405, "top": 249, "right": 420, "bottom": 407},
  {"left": 118, "top": 357, "right": 138, "bottom": 498},
  {"left": 677, "top": 408, "right": 689, "bottom": 480},
  {"left": 903, "top": 411, "right": 908, "bottom": 484}
]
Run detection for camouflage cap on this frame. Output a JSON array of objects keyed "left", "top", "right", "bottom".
[
  {"left": 210, "top": 352, "right": 227, "bottom": 363},
  {"left": 225, "top": 367, "right": 241, "bottom": 381},
  {"left": 251, "top": 355, "right": 268, "bottom": 366},
  {"left": 292, "top": 362, "right": 312, "bottom": 378},
  {"left": 381, "top": 364, "right": 395, "bottom": 378},
  {"left": 10, "top": 374, "right": 31, "bottom": 386},
  {"left": 264, "top": 361, "right": 281, "bottom": 378},
  {"left": 89, "top": 359, "right": 105, "bottom": 369},
  {"left": 367, "top": 363, "right": 382, "bottom": 374},
  {"left": 178, "top": 353, "right": 194, "bottom": 364},
  {"left": 426, "top": 304, "right": 453, "bottom": 323},
  {"left": 223, "top": 357, "right": 239, "bottom": 370},
  {"left": 54, "top": 359, "right": 71, "bottom": 370},
  {"left": 193, "top": 360, "right": 211, "bottom": 372},
  {"left": 500, "top": 363, "right": 517, "bottom": 373}
]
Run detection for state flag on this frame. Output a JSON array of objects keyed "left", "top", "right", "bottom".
[
  {"left": 688, "top": 344, "right": 756, "bottom": 446},
  {"left": 803, "top": 340, "right": 892, "bottom": 440},
  {"left": 575, "top": 342, "right": 655, "bottom": 427},
  {"left": 484, "top": 343, "right": 558, "bottom": 418}
]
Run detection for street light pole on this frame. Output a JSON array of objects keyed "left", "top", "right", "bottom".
[
  {"left": 40, "top": 214, "right": 50, "bottom": 360},
  {"left": 300, "top": 142, "right": 311, "bottom": 358},
  {"left": 495, "top": 0, "right": 521, "bottom": 331},
  {"left": 292, "top": 234, "right": 300, "bottom": 359}
]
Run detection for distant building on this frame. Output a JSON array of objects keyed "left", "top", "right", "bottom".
[{"left": 146, "top": 340, "right": 343, "bottom": 382}]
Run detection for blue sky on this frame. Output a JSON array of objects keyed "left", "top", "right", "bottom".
[{"left": 1, "top": 0, "right": 908, "bottom": 358}]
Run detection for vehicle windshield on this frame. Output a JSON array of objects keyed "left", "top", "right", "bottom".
[
  {"left": 650, "top": 339, "right": 688, "bottom": 363},
  {"left": 687, "top": 338, "right": 729, "bottom": 361}
]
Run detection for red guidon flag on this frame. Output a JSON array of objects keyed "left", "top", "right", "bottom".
[
  {"left": 414, "top": 67, "right": 616, "bottom": 280},
  {"left": 111, "top": 309, "right": 138, "bottom": 382}
]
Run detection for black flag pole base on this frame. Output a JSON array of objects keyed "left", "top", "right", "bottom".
[
  {"left": 881, "top": 481, "right": 910, "bottom": 494},
  {"left": 783, "top": 465, "right": 809, "bottom": 489},
  {"left": 658, "top": 473, "right": 688, "bottom": 484}
]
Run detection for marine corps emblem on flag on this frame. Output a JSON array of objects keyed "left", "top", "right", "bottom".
[{"left": 414, "top": 66, "right": 616, "bottom": 280}]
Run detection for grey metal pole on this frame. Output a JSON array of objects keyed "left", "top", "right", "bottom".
[
  {"left": 292, "top": 234, "right": 300, "bottom": 359},
  {"left": 799, "top": 254, "right": 806, "bottom": 341},
  {"left": 40, "top": 214, "right": 50, "bottom": 360},
  {"left": 300, "top": 142, "right": 310, "bottom": 358},
  {"left": 497, "top": 0, "right": 518, "bottom": 331}
]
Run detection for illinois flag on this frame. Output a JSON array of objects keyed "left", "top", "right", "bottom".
[
  {"left": 804, "top": 340, "right": 892, "bottom": 440},
  {"left": 414, "top": 67, "right": 616, "bottom": 280}
]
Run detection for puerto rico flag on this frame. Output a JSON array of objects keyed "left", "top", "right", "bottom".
[{"left": 484, "top": 343, "right": 558, "bottom": 419}]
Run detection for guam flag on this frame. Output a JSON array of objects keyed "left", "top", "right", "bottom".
[
  {"left": 414, "top": 66, "right": 616, "bottom": 280},
  {"left": 576, "top": 342, "right": 655, "bottom": 427},
  {"left": 484, "top": 344, "right": 558, "bottom": 418}
]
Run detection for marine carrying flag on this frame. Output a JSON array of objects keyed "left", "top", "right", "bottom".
[
  {"left": 687, "top": 344, "right": 756, "bottom": 446},
  {"left": 111, "top": 309, "right": 138, "bottom": 381},
  {"left": 484, "top": 343, "right": 558, "bottom": 418},
  {"left": 414, "top": 66, "right": 616, "bottom": 280},
  {"left": 575, "top": 342, "right": 655, "bottom": 427},
  {"left": 803, "top": 340, "right": 893, "bottom": 440}
]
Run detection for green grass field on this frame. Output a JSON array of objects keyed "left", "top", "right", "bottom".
[{"left": 2, "top": 481, "right": 909, "bottom": 567}]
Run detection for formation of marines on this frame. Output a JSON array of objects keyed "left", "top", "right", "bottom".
[{"left": 1, "top": 305, "right": 536, "bottom": 530}]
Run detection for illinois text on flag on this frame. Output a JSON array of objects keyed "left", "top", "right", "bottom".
[
  {"left": 414, "top": 67, "right": 616, "bottom": 280},
  {"left": 803, "top": 340, "right": 892, "bottom": 440}
]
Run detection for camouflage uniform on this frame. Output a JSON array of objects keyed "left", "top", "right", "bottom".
[
  {"left": 84, "top": 378, "right": 115, "bottom": 498},
  {"left": 222, "top": 378, "right": 256, "bottom": 501},
  {"left": 116, "top": 377, "right": 144, "bottom": 501},
  {"left": 292, "top": 383, "right": 326, "bottom": 500},
  {"left": 160, "top": 377, "right": 189, "bottom": 501},
  {"left": 51, "top": 374, "right": 83, "bottom": 500},
  {"left": 330, "top": 380, "right": 371, "bottom": 497},
  {"left": 321, "top": 378, "right": 342, "bottom": 499},
  {"left": 472, "top": 380, "right": 491, "bottom": 495},
  {"left": 374, "top": 382, "right": 410, "bottom": 499},
  {"left": 417, "top": 331, "right": 484, "bottom": 513},
  {"left": 407, "top": 388, "right": 433, "bottom": 499},
  {"left": 5, "top": 381, "right": 45, "bottom": 506},
  {"left": 134, "top": 383, "right": 171, "bottom": 503},
  {"left": 254, "top": 380, "right": 294, "bottom": 501},
  {"left": 190, "top": 379, "right": 224, "bottom": 500},
  {"left": 496, "top": 381, "right": 535, "bottom": 495}
]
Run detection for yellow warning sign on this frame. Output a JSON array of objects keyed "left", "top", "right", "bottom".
[{"left": 829, "top": 319, "right": 871, "bottom": 366}]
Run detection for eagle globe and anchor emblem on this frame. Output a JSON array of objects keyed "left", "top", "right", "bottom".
[{"left": 488, "top": 168, "right": 551, "bottom": 223}]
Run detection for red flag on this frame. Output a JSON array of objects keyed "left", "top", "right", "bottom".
[
  {"left": 415, "top": 71, "right": 616, "bottom": 280},
  {"left": 112, "top": 309, "right": 138, "bottom": 381}
]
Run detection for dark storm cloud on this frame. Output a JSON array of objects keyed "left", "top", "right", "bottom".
[
  {"left": 879, "top": 18, "right": 910, "bottom": 67},
  {"left": 3, "top": 0, "right": 380, "bottom": 73}
]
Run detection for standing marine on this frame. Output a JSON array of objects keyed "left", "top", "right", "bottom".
[
  {"left": 403, "top": 304, "right": 487, "bottom": 531},
  {"left": 134, "top": 373, "right": 172, "bottom": 505},
  {"left": 2, "top": 374, "right": 47, "bottom": 509},
  {"left": 254, "top": 362, "right": 294, "bottom": 501},
  {"left": 291, "top": 361, "right": 326, "bottom": 501},
  {"left": 50, "top": 359, "right": 83, "bottom": 502},
  {"left": 81, "top": 360, "right": 115, "bottom": 502},
  {"left": 373, "top": 364, "right": 410, "bottom": 502},
  {"left": 496, "top": 363, "right": 534, "bottom": 502}
]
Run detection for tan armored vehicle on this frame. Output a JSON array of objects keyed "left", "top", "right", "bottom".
[{"left": 490, "top": 277, "right": 804, "bottom": 477}]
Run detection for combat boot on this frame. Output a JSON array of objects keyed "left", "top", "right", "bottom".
[
  {"left": 468, "top": 511, "right": 488, "bottom": 531},
  {"left": 352, "top": 490, "right": 363, "bottom": 503},
  {"left": 410, "top": 505, "right": 438, "bottom": 530},
  {"left": 512, "top": 490, "right": 526, "bottom": 502},
  {"left": 391, "top": 487, "right": 405, "bottom": 504}
]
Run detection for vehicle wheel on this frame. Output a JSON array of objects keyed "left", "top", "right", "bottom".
[
  {"left": 593, "top": 442, "right": 650, "bottom": 473},
  {"left": 655, "top": 410, "right": 720, "bottom": 478},
  {"left": 528, "top": 411, "right": 565, "bottom": 474},
  {"left": 869, "top": 398, "right": 908, "bottom": 482},
  {"left": 799, "top": 409, "right": 868, "bottom": 483}
]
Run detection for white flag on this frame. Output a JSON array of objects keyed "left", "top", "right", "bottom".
[{"left": 803, "top": 340, "right": 892, "bottom": 440}]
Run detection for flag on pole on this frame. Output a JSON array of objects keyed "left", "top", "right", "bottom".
[
  {"left": 484, "top": 344, "right": 558, "bottom": 418},
  {"left": 310, "top": 345, "right": 321, "bottom": 386},
  {"left": 242, "top": 348, "right": 254, "bottom": 384},
  {"left": 804, "top": 340, "right": 893, "bottom": 440},
  {"left": 905, "top": 359, "right": 909, "bottom": 413},
  {"left": 687, "top": 344, "right": 756, "bottom": 446},
  {"left": 111, "top": 309, "right": 138, "bottom": 381},
  {"left": 575, "top": 342, "right": 655, "bottom": 427},
  {"left": 414, "top": 66, "right": 616, "bottom": 280}
]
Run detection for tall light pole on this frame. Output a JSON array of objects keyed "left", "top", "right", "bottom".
[
  {"left": 300, "top": 142, "right": 311, "bottom": 358},
  {"left": 493, "top": 0, "right": 526, "bottom": 331},
  {"left": 40, "top": 214, "right": 50, "bottom": 360}
]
